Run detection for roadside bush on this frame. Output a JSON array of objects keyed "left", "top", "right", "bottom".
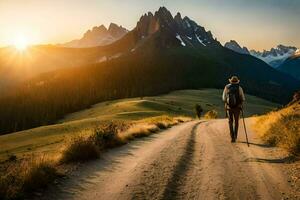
[
  {"left": 92, "top": 123, "right": 126, "bottom": 148},
  {"left": 204, "top": 110, "right": 218, "bottom": 119},
  {"left": 60, "top": 136, "right": 100, "bottom": 163},
  {"left": 119, "top": 124, "right": 160, "bottom": 141},
  {"left": 155, "top": 122, "right": 169, "bottom": 129},
  {"left": 0, "top": 157, "right": 59, "bottom": 200},
  {"left": 60, "top": 122, "right": 127, "bottom": 163}
]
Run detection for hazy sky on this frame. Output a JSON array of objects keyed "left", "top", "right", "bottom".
[{"left": 0, "top": 0, "right": 299, "bottom": 50}]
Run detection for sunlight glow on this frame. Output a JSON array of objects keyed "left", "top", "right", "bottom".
[{"left": 13, "top": 35, "right": 29, "bottom": 51}]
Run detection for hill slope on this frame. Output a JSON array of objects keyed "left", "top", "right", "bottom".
[
  {"left": 254, "top": 91, "right": 300, "bottom": 154},
  {"left": 0, "top": 89, "right": 278, "bottom": 161},
  {"left": 277, "top": 53, "right": 300, "bottom": 80}
]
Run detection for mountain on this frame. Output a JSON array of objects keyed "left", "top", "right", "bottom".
[
  {"left": 250, "top": 45, "right": 298, "bottom": 68},
  {"left": 0, "top": 42, "right": 130, "bottom": 94},
  {"left": 0, "top": 7, "right": 299, "bottom": 134},
  {"left": 277, "top": 50, "right": 300, "bottom": 80},
  {"left": 224, "top": 40, "right": 250, "bottom": 55},
  {"left": 224, "top": 42, "right": 298, "bottom": 68},
  {"left": 63, "top": 23, "right": 128, "bottom": 48}
]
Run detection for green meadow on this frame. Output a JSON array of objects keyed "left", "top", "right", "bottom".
[{"left": 0, "top": 89, "right": 278, "bottom": 161}]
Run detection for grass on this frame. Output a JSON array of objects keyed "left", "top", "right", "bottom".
[
  {"left": 60, "top": 136, "right": 100, "bottom": 163},
  {"left": 0, "top": 156, "right": 59, "bottom": 200},
  {"left": 60, "top": 116, "right": 190, "bottom": 164},
  {"left": 0, "top": 89, "right": 278, "bottom": 162},
  {"left": 253, "top": 101, "right": 300, "bottom": 155}
]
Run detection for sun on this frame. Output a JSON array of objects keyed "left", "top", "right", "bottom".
[{"left": 13, "top": 35, "right": 29, "bottom": 51}]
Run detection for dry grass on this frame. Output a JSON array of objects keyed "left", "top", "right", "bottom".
[
  {"left": 0, "top": 156, "right": 59, "bottom": 200},
  {"left": 60, "top": 136, "right": 100, "bottom": 163},
  {"left": 204, "top": 110, "right": 218, "bottom": 119},
  {"left": 119, "top": 123, "right": 160, "bottom": 141},
  {"left": 119, "top": 115, "right": 191, "bottom": 141},
  {"left": 60, "top": 116, "right": 191, "bottom": 164},
  {"left": 0, "top": 115, "right": 191, "bottom": 199},
  {"left": 254, "top": 102, "right": 300, "bottom": 155}
]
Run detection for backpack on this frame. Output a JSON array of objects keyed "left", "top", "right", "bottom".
[{"left": 226, "top": 84, "right": 241, "bottom": 109}]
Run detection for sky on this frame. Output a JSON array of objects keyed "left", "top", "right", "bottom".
[{"left": 0, "top": 0, "right": 299, "bottom": 51}]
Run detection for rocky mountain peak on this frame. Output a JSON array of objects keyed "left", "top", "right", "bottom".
[
  {"left": 84, "top": 25, "right": 108, "bottom": 38},
  {"left": 135, "top": 7, "right": 218, "bottom": 47},
  {"left": 155, "top": 6, "right": 173, "bottom": 18},
  {"left": 224, "top": 40, "right": 250, "bottom": 55},
  {"left": 108, "top": 23, "right": 128, "bottom": 38},
  {"left": 63, "top": 23, "right": 128, "bottom": 48},
  {"left": 174, "top": 12, "right": 182, "bottom": 22}
]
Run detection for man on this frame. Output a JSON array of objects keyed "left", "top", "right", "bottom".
[
  {"left": 222, "top": 76, "right": 245, "bottom": 143},
  {"left": 195, "top": 104, "right": 203, "bottom": 119}
]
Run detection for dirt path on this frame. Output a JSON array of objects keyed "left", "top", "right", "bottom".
[{"left": 39, "top": 119, "right": 299, "bottom": 200}]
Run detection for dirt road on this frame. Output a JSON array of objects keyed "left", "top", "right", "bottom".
[{"left": 40, "top": 119, "right": 299, "bottom": 200}]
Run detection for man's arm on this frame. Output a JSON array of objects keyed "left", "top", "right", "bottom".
[
  {"left": 222, "top": 86, "right": 227, "bottom": 102},
  {"left": 239, "top": 87, "right": 246, "bottom": 102}
]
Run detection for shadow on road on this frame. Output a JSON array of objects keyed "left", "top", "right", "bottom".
[
  {"left": 239, "top": 141, "right": 272, "bottom": 148},
  {"left": 162, "top": 121, "right": 202, "bottom": 199},
  {"left": 243, "top": 155, "right": 298, "bottom": 164}
]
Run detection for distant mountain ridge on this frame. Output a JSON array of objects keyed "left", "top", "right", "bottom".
[
  {"left": 250, "top": 45, "right": 298, "bottom": 68},
  {"left": 224, "top": 40, "right": 298, "bottom": 68},
  {"left": 224, "top": 40, "right": 250, "bottom": 55},
  {"left": 63, "top": 23, "right": 128, "bottom": 48}
]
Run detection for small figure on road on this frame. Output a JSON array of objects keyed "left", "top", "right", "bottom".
[
  {"left": 222, "top": 76, "right": 245, "bottom": 143},
  {"left": 195, "top": 104, "right": 203, "bottom": 119}
]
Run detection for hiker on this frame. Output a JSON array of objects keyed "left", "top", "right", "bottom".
[
  {"left": 195, "top": 104, "right": 203, "bottom": 119},
  {"left": 222, "top": 76, "right": 246, "bottom": 143}
]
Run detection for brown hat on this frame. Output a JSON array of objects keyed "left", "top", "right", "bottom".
[{"left": 229, "top": 76, "right": 240, "bottom": 84}]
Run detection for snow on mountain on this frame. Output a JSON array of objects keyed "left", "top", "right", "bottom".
[
  {"left": 196, "top": 34, "right": 206, "bottom": 46},
  {"left": 250, "top": 45, "right": 297, "bottom": 68},
  {"left": 63, "top": 23, "right": 128, "bottom": 48},
  {"left": 225, "top": 41, "right": 298, "bottom": 68},
  {"left": 176, "top": 34, "right": 186, "bottom": 46},
  {"left": 224, "top": 40, "right": 250, "bottom": 55}
]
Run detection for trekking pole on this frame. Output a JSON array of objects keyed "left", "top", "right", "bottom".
[{"left": 241, "top": 108, "right": 250, "bottom": 147}]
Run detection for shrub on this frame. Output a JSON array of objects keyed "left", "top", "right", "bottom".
[
  {"left": 155, "top": 122, "right": 169, "bottom": 129},
  {"left": 60, "top": 122, "right": 126, "bottom": 163},
  {"left": 120, "top": 124, "right": 160, "bottom": 141},
  {"left": 0, "top": 157, "right": 59, "bottom": 200},
  {"left": 204, "top": 110, "right": 218, "bottom": 119},
  {"left": 22, "top": 158, "right": 59, "bottom": 193},
  {"left": 60, "top": 136, "right": 100, "bottom": 163},
  {"left": 92, "top": 123, "right": 125, "bottom": 148}
]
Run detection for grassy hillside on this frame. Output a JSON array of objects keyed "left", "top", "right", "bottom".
[
  {"left": 62, "top": 89, "right": 278, "bottom": 122},
  {"left": 0, "top": 89, "right": 278, "bottom": 161},
  {"left": 254, "top": 96, "right": 300, "bottom": 155}
]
